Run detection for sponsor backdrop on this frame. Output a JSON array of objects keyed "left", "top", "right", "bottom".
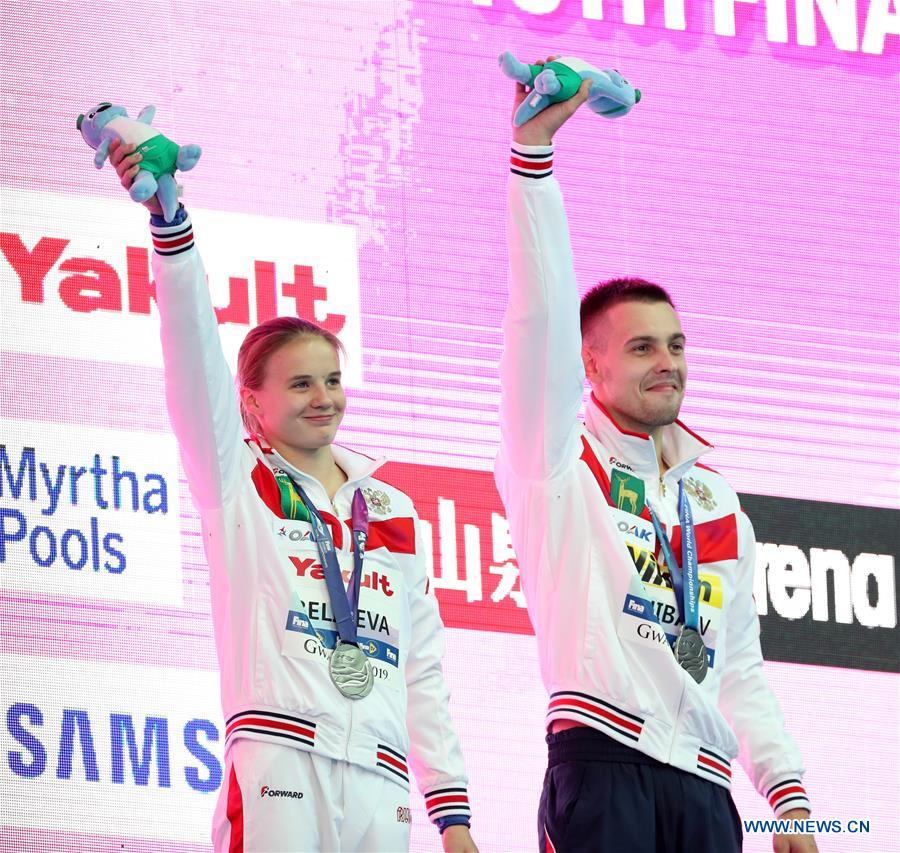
[{"left": 0, "top": 1, "right": 897, "bottom": 851}]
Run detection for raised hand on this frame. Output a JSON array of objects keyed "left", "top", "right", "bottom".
[
  {"left": 108, "top": 138, "right": 165, "bottom": 216},
  {"left": 511, "top": 56, "right": 592, "bottom": 147}
]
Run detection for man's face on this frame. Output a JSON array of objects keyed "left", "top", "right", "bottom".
[{"left": 583, "top": 300, "right": 687, "bottom": 435}]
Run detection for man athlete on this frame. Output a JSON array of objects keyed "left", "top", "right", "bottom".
[{"left": 494, "top": 65, "right": 818, "bottom": 853}]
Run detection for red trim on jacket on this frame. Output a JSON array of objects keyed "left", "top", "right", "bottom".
[
  {"left": 698, "top": 753, "right": 732, "bottom": 778},
  {"left": 250, "top": 460, "right": 344, "bottom": 546},
  {"left": 377, "top": 751, "right": 408, "bottom": 774},
  {"left": 510, "top": 155, "right": 552, "bottom": 171},
  {"left": 225, "top": 716, "right": 316, "bottom": 742},
  {"left": 426, "top": 792, "right": 470, "bottom": 808},
  {"left": 694, "top": 461, "right": 719, "bottom": 473},
  {"left": 769, "top": 784, "right": 807, "bottom": 808},
  {"left": 675, "top": 418, "right": 713, "bottom": 447},
  {"left": 251, "top": 461, "right": 284, "bottom": 517},
  {"left": 357, "top": 517, "right": 417, "bottom": 555},
  {"left": 670, "top": 515, "right": 739, "bottom": 565},
  {"left": 580, "top": 435, "right": 612, "bottom": 495},
  {"left": 152, "top": 232, "right": 193, "bottom": 250},
  {"left": 320, "top": 509, "right": 344, "bottom": 549},
  {"left": 580, "top": 437, "right": 652, "bottom": 522},
  {"left": 547, "top": 695, "right": 642, "bottom": 736}
]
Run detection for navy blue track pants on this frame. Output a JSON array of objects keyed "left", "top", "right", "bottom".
[{"left": 538, "top": 727, "right": 743, "bottom": 853}]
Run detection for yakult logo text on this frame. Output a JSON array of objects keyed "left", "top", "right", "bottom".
[
  {"left": 0, "top": 231, "right": 344, "bottom": 331},
  {"left": 291, "top": 556, "right": 395, "bottom": 597},
  {"left": 0, "top": 189, "right": 363, "bottom": 378}
]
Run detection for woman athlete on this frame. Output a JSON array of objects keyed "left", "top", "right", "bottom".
[{"left": 106, "top": 137, "right": 478, "bottom": 853}]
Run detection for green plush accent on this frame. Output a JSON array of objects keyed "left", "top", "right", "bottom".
[
  {"left": 635, "top": 89, "right": 642, "bottom": 103},
  {"left": 527, "top": 60, "right": 583, "bottom": 103},
  {"left": 133, "top": 135, "right": 180, "bottom": 178}
]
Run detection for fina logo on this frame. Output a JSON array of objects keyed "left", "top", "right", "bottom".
[{"left": 628, "top": 598, "right": 645, "bottom": 615}]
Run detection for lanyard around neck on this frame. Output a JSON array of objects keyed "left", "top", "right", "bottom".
[
  {"left": 647, "top": 481, "right": 700, "bottom": 631},
  {"left": 283, "top": 472, "right": 369, "bottom": 647}
]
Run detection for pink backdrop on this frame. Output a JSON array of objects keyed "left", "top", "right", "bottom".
[{"left": 1, "top": 1, "right": 897, "bottom": 851}]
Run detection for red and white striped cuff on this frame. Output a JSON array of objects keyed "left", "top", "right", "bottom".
[
  {"left": 150, "top": 211, "right": 194, "bottom": 257},
  {"left": 424, "top": 784, "right": 471, "bottom": 823},
  {"left": 510, "top": 142, "right": 553, "bottom": 179},
  {"left": 766, "top": 776, "right": 811, "bottom": 817}
]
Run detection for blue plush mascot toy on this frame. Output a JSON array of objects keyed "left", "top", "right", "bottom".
[
  {"left": 499, "top": 52, "right": 641, "bottom": 126},
  {"left": 76, "top": 102, "right": 201, "bottom": 222}
]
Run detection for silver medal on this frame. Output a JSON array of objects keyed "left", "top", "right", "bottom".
[
  {"left": 329, "top": 641, "right": 374, "bottom": 699},
  {"left": 674, "top": 627, "right": 708, "bottom": 684}
]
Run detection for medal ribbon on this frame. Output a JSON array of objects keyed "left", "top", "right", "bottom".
[
  {"left": 273, "top": 469, "right": 312, "bottom": 521},
  {"left": 286, "top": 474, "right": 369, "bottom": 647},
  {"left": 648, "top": 481, "right": 700, "bottom": 632}
]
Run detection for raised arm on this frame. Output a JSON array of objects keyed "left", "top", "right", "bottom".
[
  {"left": 110, "top": 139, "right": 244, "bottom": 510},
  {"left": 498, "top": 75, "right": 592, "bottom": 482}
]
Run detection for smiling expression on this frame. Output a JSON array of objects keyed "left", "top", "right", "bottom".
[
  {"left": 582, "top": 300, "right": 687, "bottom": 435},
  {"left": 241, "top": 336, "right": 346, "bottom": 452}
]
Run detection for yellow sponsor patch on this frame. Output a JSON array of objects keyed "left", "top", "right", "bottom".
[{"left": 626, "top": 544, "right": 723, "bottom": 609}]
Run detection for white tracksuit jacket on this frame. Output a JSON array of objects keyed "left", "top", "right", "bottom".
[
  {"left": 149, "top": 211, "right": 470, "bottom": 829},
  {"left": 495, "top": 142, "right": 810, "bottom": 818}
]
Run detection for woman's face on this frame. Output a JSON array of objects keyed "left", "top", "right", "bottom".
[{"left": 244, "top": 336, "right": 346, "bottom": 452}]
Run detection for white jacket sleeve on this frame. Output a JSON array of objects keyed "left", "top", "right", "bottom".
[
  {"left": 404, "top": 513, "right": 471, "bottom": 830},
  {"left": 499, "top": 143, "right": 586, "bottom": 483},
  {"left": 150, "top": 210, "right": 245, "bottom": 510},
  {"left": 718, "top": 512, "right": 811, "bottom": 817}
]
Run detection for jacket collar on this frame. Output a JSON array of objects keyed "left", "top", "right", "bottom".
[
  {"left": 252, "top": 436, "right": 386, "bottom": 488},
  {"left": 584, "top": 394, "right": 713, "bottom": 481}
]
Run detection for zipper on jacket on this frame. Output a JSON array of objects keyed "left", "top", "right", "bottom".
[{"left": 666, "top": 673, "right": 689, "bottom": 764}]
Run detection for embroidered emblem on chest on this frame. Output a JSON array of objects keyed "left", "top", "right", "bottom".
[
  {"left": 610, "top": 470, "right": 645, "bottom": 516},
  {"left": 684, "top": 476, "right": 716, "bottom": 511},
  {"left": 363, "top": 488, "right": 391, "bottom": 516}
]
